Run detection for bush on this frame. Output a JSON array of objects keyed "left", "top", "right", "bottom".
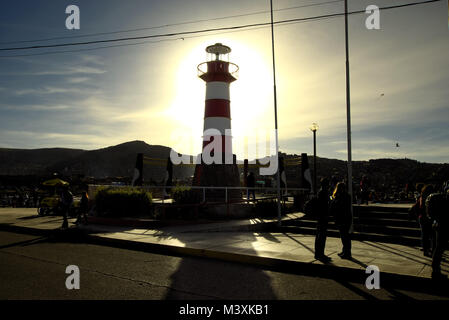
[
  {"left": 95, "top": 187, "right": 152, "bottom": 217},
  {"left": 172, "top": 186, "right": 201, "bottom": 204}
]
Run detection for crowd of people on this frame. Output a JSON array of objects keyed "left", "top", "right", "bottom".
[
  {"left": 314, "top": 178, "right": 353, "bottom": 262},
  {"left": 0, "top": 189, "right": 40, "bottom": 208},
  {"left": 0, "top": 184, "right": 90, "bottom": 229},
  {"left": 59, "top": 186, "right": 89, "bottom": 229},
  {"left": 313, "top": 177, "right": 449, "bottom": 281},
  {"left": 408, "top": 181, "right": 449, "bottom": 280}
]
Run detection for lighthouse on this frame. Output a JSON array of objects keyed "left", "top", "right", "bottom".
[{"left": 193, "top": 43, "right": 241, "bottom": 200}]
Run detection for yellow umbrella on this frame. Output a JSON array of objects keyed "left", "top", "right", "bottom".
[{"left": 42, "top": 178, "right": 69, "bottom": 187}]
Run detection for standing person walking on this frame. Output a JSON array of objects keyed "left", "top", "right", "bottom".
[
  {"left": 60, "top": 187, "right": 73, "bottom": 230},
  {"left": 417, "top": 184, "right": 434, "bottom": 257},
  {"left": 76, "top": 191, "right": 89, "bottom": 225},
  {"left": 360, "top": 176, "right": 370, "bottom": 205},
  {"left": 314, "top": 178, "right": 331, "bottom": 262},
  {"left": 426, "top": 188, "right": 449, "bottom": 281},
  {"left": 247, "top": 172, "right": 256, "bottom": 202},
  {"left": 330, "top": 182, "right": 353, "bottom": 259}
]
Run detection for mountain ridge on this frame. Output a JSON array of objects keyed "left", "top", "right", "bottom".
[{"left": 1, "top": 141, "right": 448, "bottom": 190}]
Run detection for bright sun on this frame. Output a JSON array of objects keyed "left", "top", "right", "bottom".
[{"left": 167, "top": 39, "right": 273, "bottom": 159}]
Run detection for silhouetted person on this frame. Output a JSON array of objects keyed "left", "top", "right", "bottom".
[
  {"left": 32, "top": 190, "right": 38, "bottom": 207},
  {"left": 60, "top": 187, "right": 73, "bottom": 229},
  {"left": 314, "top": 178, "right": 331, "bottom": 262},
  {"left": 247, "top": 172, "right": 255, "bottom": 201},
  {"left": 330, "top": 176, "right": 338, "bottom": 194},
  {"left": 417, "top": 184, "right": 434, "bottom": 257},
  {"left": 360, "top": 176, "right": 370, "bottom": 205},
  {"left": 76, "top": 191, "right": 89, "bottom": 225},
  {"left": 330, "top": 182, "right": 352, "bottom": 259},
  {"left": 426, "top": 188, "right": 449, "bottom": 281}
]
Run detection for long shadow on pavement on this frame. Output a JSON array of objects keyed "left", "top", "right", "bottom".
[{"left": 158, "top": 230, "right": 279, "bottom": 299}]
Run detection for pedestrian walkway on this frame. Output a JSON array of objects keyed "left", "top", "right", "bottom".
[{"left": 0, "top": 208, "right": 447, "bottom": 283}]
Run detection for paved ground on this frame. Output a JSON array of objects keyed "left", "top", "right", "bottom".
[
  {"left": 0, "top": 207, "right": 448, "bottom": 290},
  {"left": 1, "top": 230, "right": 448, "bottom": 300}
]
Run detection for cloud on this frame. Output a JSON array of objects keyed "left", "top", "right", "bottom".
[
  {"left": 66, "top": 77, "right": 90, "bottom": 84},
  {"left": 0, "top": 66, "right": 107, "bottom": 76},
  {"left": 0, "top": 104, "right": 70, "bottom": 111},
  {"left": 80, "top": 55, "right": 105, "bottom": 66},
  {"left": 13, "top": 86, "right": 102, "bottom": 96},
  {"left": 0, "top": 129, "right": 105, "bottom": 149},
  {"left": 34, "top": 66, "right": 107, "bottom": 76}
]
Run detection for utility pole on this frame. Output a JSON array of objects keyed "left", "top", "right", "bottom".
[
  {"left": 270, "top": 0, "right": 282, "bottom": 226},
  {"left": 310, "top": 123, "right": 319, "bottom": 197},
  {"left": 344, "top": 0, "right": 354, "bottom": 229}
]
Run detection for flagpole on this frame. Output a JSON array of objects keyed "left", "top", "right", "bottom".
[
  {"left": 344, "top": 0, "right": 354, "bottom": 229},
  {"left": 270, "top": 0, "right": 282, "bottom": 226}
]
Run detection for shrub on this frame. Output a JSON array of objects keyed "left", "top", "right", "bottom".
[
  {"left": 95, "top": 187, "right": 152, "bottom": 217},
  {"left": 172, "top": 186, "right": 201, "bottom": 204}
]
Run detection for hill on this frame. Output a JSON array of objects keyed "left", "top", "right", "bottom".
[
  {"left": 1, "top": 141, "right": 448, "bottom": 191},
  {"left": 0, "top": 141, "right": 194, "bottom": 182},
  {"left": 314, "top": 156, "right": 449, "bottom": 192},
  {"left": 0, "top": 147, "right": 85, "bottom": 175}
]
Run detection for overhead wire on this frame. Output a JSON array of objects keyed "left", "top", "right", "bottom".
[
  {"left": 0, "top": 0, "right": 442, "bottom": 58},
  {"left": 0, "top": 17, "right": 335, "bottom": 58},
  {"left": 0, "top": 0, "right": 344, "bottom": 45}
]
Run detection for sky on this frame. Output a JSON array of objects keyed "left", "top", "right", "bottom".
[{"left": 0, "top": 0, "right": 448, "bottom": 163}]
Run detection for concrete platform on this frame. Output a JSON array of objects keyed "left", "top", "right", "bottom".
[{"left": 0, "top": 207, "right": 448, "bottom": 287}]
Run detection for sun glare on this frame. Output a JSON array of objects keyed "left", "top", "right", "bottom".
[{"left": 167, "top": 39, "right": 273, "bottom": 159}]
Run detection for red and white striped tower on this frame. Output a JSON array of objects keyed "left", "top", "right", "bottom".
[
  {"left": 200, "top": 43, "right": 237, "bottom": 160},
  {"left": 193, "top": 43, "right": 241, "bottom": 198}
]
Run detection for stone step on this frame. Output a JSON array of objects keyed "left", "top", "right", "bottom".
[
  {"left": 278, "top": 225, "right": 422, "bottom": 247},
  {"left": 299, "top": 215, "right": 419, "bottom": 228},
  {"left": 354, "top": 210, "right": 411, "bottom": 220},
  {"left": 354, "top": 205, "right": 412, "bottom": 214},
  {"left": 354, "top": 217, "right": 419, "bottom": 228},
  {"left": 286, "top": 218, "right": 421, "bottom": 237}
]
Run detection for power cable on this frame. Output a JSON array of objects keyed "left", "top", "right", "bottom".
[
  {"left": 0, "top": 0, "right": 343, "bottom": 45},
  {"left": 0, "top": 0, "right": 442, "bottom": 57},
  {"left": 0, "top": 18, "right": 332, "bottom": 58}
]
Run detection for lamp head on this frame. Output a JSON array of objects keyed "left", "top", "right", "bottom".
[{"left": 310, "top": 123, "right": 319, "bottom": 132}]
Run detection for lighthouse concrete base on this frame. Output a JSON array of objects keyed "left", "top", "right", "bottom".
[
  {"left": 192, "top": 159, "right": 241, "bottom": 202},
  {"left": 200, "top": 202, "right": 255, "bottom": 219}
]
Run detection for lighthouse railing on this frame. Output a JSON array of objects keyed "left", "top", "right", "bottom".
[{"left": 197, "top": 61, "right": 239, "bottom": 79}]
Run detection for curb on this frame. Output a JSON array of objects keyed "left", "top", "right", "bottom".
[
  {"left": 0, "top": 223, "right": 81, "bottom": 238},
  {"left": 0, "top": 222, "right": 443, "bottom": 292},
  {"left": 78, "top": 228, "right": 438, "bottom": 290}
]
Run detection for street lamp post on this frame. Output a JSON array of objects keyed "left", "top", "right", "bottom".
[
  {"left": 310, "top": 123, "right": 319, "bottom": 197},
  {"left": 269, "top": 0, "right": 282, "bottom": 227},
  {"left": 344, "top": 0, "right": 354, "bottom": 230}
]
